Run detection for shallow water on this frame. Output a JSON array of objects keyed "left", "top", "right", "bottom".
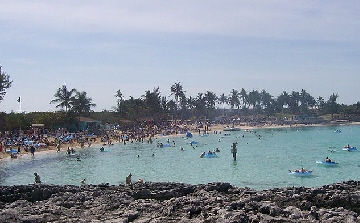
[{"left": 1, "top": 125, "right": 359, "bottom": 190}]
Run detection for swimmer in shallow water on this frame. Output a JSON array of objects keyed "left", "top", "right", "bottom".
[{"left": 126, "top": 173, "right": 132, "bottom": 185}]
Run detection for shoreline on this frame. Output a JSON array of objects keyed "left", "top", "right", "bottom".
[{"left": 1, "top": 121, "right": 359, "bottom": 161}]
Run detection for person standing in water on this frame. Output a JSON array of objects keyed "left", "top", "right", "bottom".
[
  {"left": 30, "top": 146, "right": 36, "bottom": 156},
  {"left": 34, "top": 172, "right": 41, "bottom": 184}
]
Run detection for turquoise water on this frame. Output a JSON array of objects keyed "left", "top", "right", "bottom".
[{"left": 1, "top": 125, "right": 360, "bottom": 190}]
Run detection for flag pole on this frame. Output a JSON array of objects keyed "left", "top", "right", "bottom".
[{"left": 18, "top": 96, "right": 22, "bottom": 113}]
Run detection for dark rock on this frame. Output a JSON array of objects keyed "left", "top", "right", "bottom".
[{"left": 0, "top": 181, "right": 359, "bottom": 222}]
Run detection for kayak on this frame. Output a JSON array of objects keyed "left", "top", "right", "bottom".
[
  {"left": 343, "top": 147, "right": 357, "bottom": 151},
  {"left": 316, "top": 160, "right": 339, "bottom": 165}
]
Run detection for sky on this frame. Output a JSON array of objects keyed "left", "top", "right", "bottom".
[{"left": 1, "top": 0, "right": 360, "bottom": 113}]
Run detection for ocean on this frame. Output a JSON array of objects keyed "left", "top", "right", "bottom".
[{"left": 1, "top": 124, "right": 359, "bottom": 190}]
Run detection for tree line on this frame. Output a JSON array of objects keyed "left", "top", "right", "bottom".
[
  {"left": 49, "top": 82, "right": 359, "bottom": 124},
  {"left": 1, "top": 67, "right": 360, "bottom": 132}
]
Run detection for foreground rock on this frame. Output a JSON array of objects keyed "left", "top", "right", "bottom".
[{"left": 0, "top": 180, "right": 359, "bottom": 222}]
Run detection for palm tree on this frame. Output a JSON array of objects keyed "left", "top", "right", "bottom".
[
  {"left": 170, "top": 82, "right": 186, "bottom": 109},
  {"left": 217, "top": 93, "right": 228, "bottom": 116},
  {"left": 170, "top": 82, "right": 187, "bottom": 121},
  {"left": 187, "top": 96, "right": 196, "bottom": 110},
  {"left": 194, "top": 93, "right": 206, "bottom": 118},
  {"left": 142, "top": 87, "right": 163, "bottom": 118},
  {"left": 326, "top": 93, "right": 339, "bottom": 120},
  {"left": 299, "top": 89, "right": 316, "bottom": 112},
  {"left": 229, "top": 89, "right": 240, "bottom": 110},
  {"left": 0, "top": 67, "right": 12, "bottom": 102},
  {"left": 115, "top": 89, "right": 123, "bottom": 101},
  {"left": 276, "top": 91, "right": 290, "bottom": 114},
  {"left": 248, "top": 90, "right": 261, "bottom": 110},
  {"left": 239, "top": 88, "right": 248, "bottom": 110},
  {"left": 114, "top": 89, "right": 123, "bottom": 113},
  {"left": 204, "top": 91, "right": 217, "bottom": 110},
  {"left": 316, "top": 96, "right": 325, "bottom": 111},
  {"left": 69, "top": 91, "right": 96, "bottom": 131},
  {"left": 260, "top": 90, "right": 274, "bottom": 116},
  {"left": 160, "top": 96, "right": 168, "bottom": 112},
  {"left": 166, "top": 99, "right": 177, "bottom": 117},
  {"left": 71, "top": 91, "right": 96, "bottom": 115},
  {"left": 204, "top": 91, "right": 217, "bottom": 119},
  {"left": 50, "top": 85, "right": 77, "bottom": 112},
  {"left": 288, "top": 91, "right": 300, "bottom": 114}
]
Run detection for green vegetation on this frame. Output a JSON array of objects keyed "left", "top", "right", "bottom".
[
  {"left": 0, "top": 66, "right": 12, "bottom": 103},
  {"left": 1, "top": 77, "right": 360, "bottom": 132}
]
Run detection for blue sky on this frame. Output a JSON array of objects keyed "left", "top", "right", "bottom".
[{"left": 1, "top": 0, "right": 359, "bottom": 112}]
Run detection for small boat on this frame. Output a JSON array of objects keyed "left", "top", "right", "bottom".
[
  {"left": 185, "top": 132, "right": 193, "bottom": 138},
  {"left": 223, "top": 127, "right": 241, "bottom": 131},
  {"left": 316, "top": 160, "right": 339, "bottom": 166},
  {"left": 288, "top": 169, "right": 312, "bottom": 176},
  {"left": 343, "top": 146, "right": 357, "bottom": 151},
  {"left": 200, "top": 152, "right": 218, "bottom": 158},
  {"left": 334, "top": 129, "right": 341, "bottom": 133},
  {"left": 203, "top": 153, "right": 218, "bottom": 158}
]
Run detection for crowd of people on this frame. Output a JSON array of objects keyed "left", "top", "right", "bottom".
[
  {"left": 0, "top": 126, "right": 109, "bottom": 159},
  {"left": 0, "top": 120, "right": 212, "bottom": 159}
]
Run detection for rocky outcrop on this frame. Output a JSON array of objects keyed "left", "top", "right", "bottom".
[{"left": 0, "top": 181, "right": 359, "bottom": 222}]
